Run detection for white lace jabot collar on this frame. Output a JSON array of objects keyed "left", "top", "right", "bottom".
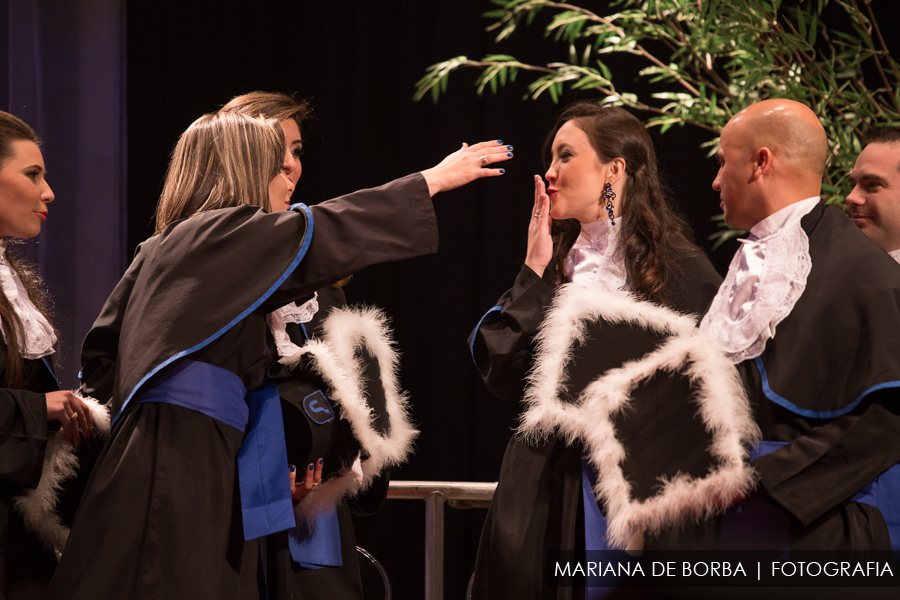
[
  {"left": 565, "top": 218, "right": 630, "bottom": 294},
  {"left": 699, "top": 197, "right": 819, "bottom": 364},
  {"left": 266, "top": 293, "right": 319, "bottom": 358},
  {"left": 0, "top": 239, "right": 57, "bottom": 359}
]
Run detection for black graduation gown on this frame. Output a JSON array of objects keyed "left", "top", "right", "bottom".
[
  {"left": 734, "top": 202, "right": 900, "bottom": 550},
  {"left": 468, "top": 251, "right": 723, "bottom": 600},
  {"left": 0, "top": 347, "right": 60, "bottom": 600},
  {"left": 47, "top": 174, "right": 435, "bottom": 600}
]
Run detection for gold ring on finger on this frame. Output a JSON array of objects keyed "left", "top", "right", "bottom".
[{"left": 69, "top": 412, "right": 79, "bottom": 420}]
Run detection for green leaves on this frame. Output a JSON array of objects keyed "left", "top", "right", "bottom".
[{"left": 413, "top": 0, "right": 900, "bottom": 239}]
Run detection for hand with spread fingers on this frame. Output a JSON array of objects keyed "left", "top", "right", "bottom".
[
  {"left": 290, "top": 458, "right": 324, "bottom": 500},
  {"left": 420, "top": 139, "right": 514, "bottom": 196},
  {"left": 525, "top": 175, "right": 554, "bottom": 278},
  {"left": 46, "top": 390, "right": 94, "bottom": 445}
]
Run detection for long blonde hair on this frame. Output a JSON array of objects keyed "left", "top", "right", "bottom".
[{"left": 154, "top": 111, "right": 284, "bottom": 233}]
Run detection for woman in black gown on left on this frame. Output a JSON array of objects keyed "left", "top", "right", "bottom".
[{"left": 0, "top": 111, "right": 95, "bottom": 599}]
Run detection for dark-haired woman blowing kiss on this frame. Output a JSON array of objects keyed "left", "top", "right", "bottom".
[{"left": 468, "top": 103, "right": 728, "bottom": 598}]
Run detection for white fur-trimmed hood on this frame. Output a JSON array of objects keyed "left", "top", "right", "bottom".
[
  {"left": 13, "top": 393, "right": 111, "bottom": 554},
  {"left": 519, "top": 284, "right": 760, "bottom": 549},
  {"left": 279, "top": 306, "right": 417, "bottom": 525}
]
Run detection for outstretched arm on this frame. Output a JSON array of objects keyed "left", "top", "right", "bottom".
[{"left": 421, "top": 140, "right": 513, "bottom": 196}]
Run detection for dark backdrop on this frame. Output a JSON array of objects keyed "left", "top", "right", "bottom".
[
  {"left": 1, "top": 0, "right": 126, "bottom": 386},
  {"left": 79, "top": 0, "right": 900, "bottom": 598}
]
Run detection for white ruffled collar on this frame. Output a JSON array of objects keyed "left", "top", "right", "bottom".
[
  {"left": 578, "top": 219, "right": 619, "bottom": 252},
  {"left": 748, "top": 196, "right": 819, "bottom": 241},
  {"left": 267, "top": 293, "right": 319, "bottom": 358},
  {"left": 0, "top": 239, "right": 57, "bottom": 358},
  {"left": 699, "top": 197, "right": 819, "bottom": 363},
  {"left": 565, "top": 218, "right": 630, "bottom": 294}
]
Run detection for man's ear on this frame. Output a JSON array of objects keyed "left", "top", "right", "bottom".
[{"left": 750, "top": 147, "right": 772, "bottom": 180}]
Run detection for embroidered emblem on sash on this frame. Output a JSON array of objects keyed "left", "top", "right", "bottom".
[{"left": 303, "top": 391, "right": 335, "bottom": 424}]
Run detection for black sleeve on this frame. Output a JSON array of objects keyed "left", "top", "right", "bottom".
[
  {"left": 79, "top": 245, "right": 145, "bottom": 403},
  {"left": 753, "top": 396, "right": 900, "bottom": 527},
  {"left": 670, "top": 252, "right": 723, "bottom": 317},
  {"left": 467, "top": 265, "right": 556, "bottom": 401},
  {"left": 0, "top": 387, "right": 48, "bottom": 489},
  {"left": 264, "top": 173, "right": 437, "bottom": 309}
]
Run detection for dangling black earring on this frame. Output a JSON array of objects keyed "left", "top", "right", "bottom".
[{"left": 602, "top": 183, "right": 616, "bottom": 225}]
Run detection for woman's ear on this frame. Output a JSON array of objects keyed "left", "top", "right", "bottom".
[{"left": 607, "top": 157, "right": 627, "bottom": 185}]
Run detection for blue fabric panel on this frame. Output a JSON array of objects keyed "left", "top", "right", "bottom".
[
  {"left": 748, "top": 440, "right": 787, "bottom": 461},
  {"left": 876, "top": 464, "right": 900, "bottom": 552},
  {"left": 468, "top": 305, "right": 502, "bottom": 366},
  {"left": 134, "top": 360, "right": 295, "bottom": 540},
  {"left": 288, "top": 507, "right": 343, "bottom": 568},
  {"left": 135, "top": 360, "right": 248, "bottom": 431},
  {"left": 582, "top": 457, "right": 629, "bottom": 598},
  {"left": 582, "top": 458, "right": 609, "bottom": 553},
  {"left": 238, "top": 378, "right": 296, "bottom": 541}
]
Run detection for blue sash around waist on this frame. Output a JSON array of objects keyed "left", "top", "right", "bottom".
[
  {"left": 135, "top": 359, "right": 295, "bottom": 541},
  {"left": 721, "top": 441, "right": 900, "bottom": 550}
]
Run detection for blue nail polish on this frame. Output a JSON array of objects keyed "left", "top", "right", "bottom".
[
  {"left": 308, "top": 464, "right": 314, "bottom": 471},
  {"left": 290, "top": 465, "right": 296, "bottom": 473},
  {"left": 461, "top": 143, "right": 465, "bottom": 148},
  {"left": 318, "top": 458, "right": 324, "bottom": 465},
  {"left": 499, "top": 169, "right": 505, "bottom": 174},
  {"left": 507, "top": 145, "right": 513, "bottom": 150},
  {"left": 497, "top": 139, "right": 503, "bottom": 144},
  {"left": 507, "top": 152, "right": 512, "bottom": 157}
]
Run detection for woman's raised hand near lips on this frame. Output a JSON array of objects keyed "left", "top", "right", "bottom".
[
  {"left": 420, "top": 140, "right": 514, "bottom": 196},
  {"left": 46, "top": 390, "right": 94, "bottom": 445},
  {"left": 525, "top": 175, "right": 553, "bottom": 278}
]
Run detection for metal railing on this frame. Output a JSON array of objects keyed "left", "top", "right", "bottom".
[{"left": 387, "top": 481, "right": 497, "bottom": 600}]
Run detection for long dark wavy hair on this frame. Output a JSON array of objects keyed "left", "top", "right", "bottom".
[
  {"left": 543, "top": 102, "right": 695, "bottom": 308},
  {"left": 0, "top": 110, "right": 56, "bottom": 387}
]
